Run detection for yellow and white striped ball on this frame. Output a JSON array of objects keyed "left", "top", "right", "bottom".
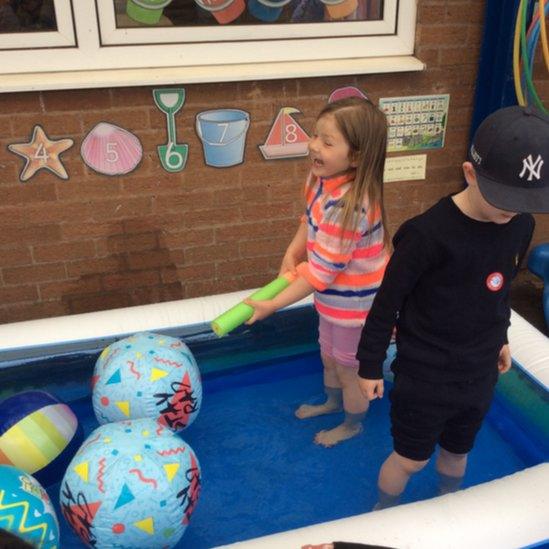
[{"left": 0, "top": 391, "right": 83, "bottom": 487}]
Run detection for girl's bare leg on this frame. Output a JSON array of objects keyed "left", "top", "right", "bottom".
[
  {"left": 314, "top": 364, "right": 369, "bottom": 447},
  {"left": 296, "top": 354, "right": 343, "bottom": 418}
]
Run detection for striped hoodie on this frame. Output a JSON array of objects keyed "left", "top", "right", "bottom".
[{"left": 296, "top": 172, "right": 388, "bottom": 327}]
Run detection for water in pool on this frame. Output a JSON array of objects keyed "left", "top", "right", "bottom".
[{"left": 1, "top": 308, "right": 546, "bottom": 548}]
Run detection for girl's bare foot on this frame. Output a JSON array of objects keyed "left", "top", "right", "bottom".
[
  {"left": 295, "top": 401, "right": 342, "bottom": 419},
  {"left": 314, "top": 423, "right": 363, "bottom": 447}
]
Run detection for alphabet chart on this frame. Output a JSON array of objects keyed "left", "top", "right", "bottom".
[{"left": 379, "top": 94, "right": 450, "bottom": 153}]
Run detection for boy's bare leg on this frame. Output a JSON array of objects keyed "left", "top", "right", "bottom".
[
  {"left": 436, "top": 448, "right": 467, "bottom": 494},
  {"left": 314, "top": 364, "right": 368, "bottom": 447},
  {"left": 375, "top": 451, "right": 429, "bottom": 509},
  {"left": 296, "top": 354, "right": 342, "bottom": 418}
]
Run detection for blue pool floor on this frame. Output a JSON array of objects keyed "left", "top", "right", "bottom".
[{"left": 48, "top": 353, "right": 535, "bottom": 548}]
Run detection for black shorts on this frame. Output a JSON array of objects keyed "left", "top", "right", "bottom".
[{"left": 389, "top": 371, "right": 498, "bottom": 462}]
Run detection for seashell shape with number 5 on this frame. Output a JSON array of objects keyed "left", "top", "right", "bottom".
[{"left": 81, "top": 122, "right": 143, "bottom": 176}]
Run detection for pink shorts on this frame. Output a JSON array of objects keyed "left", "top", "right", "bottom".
[{"left": 318, "top": 316, "right": 363, "bottom": 368}]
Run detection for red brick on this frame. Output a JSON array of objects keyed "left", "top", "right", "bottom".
[
  {"left": 111, "top": 87, "right": 153, "bottom": 108},
  {"left": 0, "top": 301, "right": 68, "bottom": 323},
  {"left": 67, "top": 293, "right": 133, "bottom": 314},
  {"left": 439, "top": 46, "right": 478, "bottom": 66},
  {"left": 62, "top": 221, "right": 123, "bottom": 240},
  {"left": 185, "top": 279, "right": 229, "bottom": 298},
  {"left": 95, "top": 232, "right": 159, "bottom": 256},
  {"left": 240, "top": 201, "right": 294, "bottom": 221},
  {"left": 184, "top": 207, "right": 242, "bottom": 228},
  {"left": 160, "top": 267, "right": 180, "bottom": 284},
  {"left": 67, "top": 256, "right": 126, "bottom": 278},
  {"left": 121, "top": 173, "right": 184, "bottom": 195},
  {"left": 153, "top": 190, "right": 216, "bottom": 213},
  {"left": 102, "top": 270, "right": 160, "bottom": 291},
  {"left": 3, "top": 263, "right": 66, "bottom": 284},
  {"left": 0, "top": 203, "right": 89, "bottom": 227},
  {"left": 163, "top": 228, "right": 214, "bottom": 249},
  {"left": 239, "top": 237, "right": 288, "bottom": 257},
  {"left": 42, "top": 89, "right": 112, "bottom": 112},
  {"left": 177, "top": 263, "right": 215, "bottom": 282},
  {"left": 185, "top": 82, "right": 243, "bottom": 107},
  {"left": 216, "top": 256, "right": 274, "bottom": 278},
  {"left": 90, "top": 197, "right": 153, "bottom": 220},
  {"left": 33, "top": 241, "right": 96, "bottom": 263},
  {"left": 55, "top": 178, "right": 123, "bottom": 201},
  {"left": 185, "top": 242, "right": 240, "bottom": 264},
  {"left": 10, "top": 114, "right": 82, "bottom": 139},
  {"left": 0, "top": 225, "right": 61, "bottom": 246},
  {"left": 0, "top": 93, "right": 42, "bottom": 114},
  {"left": 39, "top": 276, "right": 103, "bottom": 300},
  {"left": 416, "top": 47, "right": 440, "bottom": 67},
  {"left": 417, "top": 4, "right": 446, "bottom": 24},
  {"left": 215, "top": 221, "right": 276, "bottom": 243},
  {"left": 126, "top": 249, "right": 180, "bottom": 270},
  {"left": 81, "top": 110, "right": 150, "bottom": 133},
  {"left": 0, "top": 285, "right": 39, "bottom": 304},
  {"left": 0, "top": 246, "right": 32, "bottom": 267}
]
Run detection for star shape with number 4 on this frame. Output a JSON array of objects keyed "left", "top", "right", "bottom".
[{"left": 8, "top": 125, "right": 74, "bottom": 182}]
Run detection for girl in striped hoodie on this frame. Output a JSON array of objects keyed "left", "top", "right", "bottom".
[{"left": 246, "top": 97, "right": 390, "bottom": 446}]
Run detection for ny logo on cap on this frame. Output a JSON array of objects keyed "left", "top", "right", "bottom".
[{"left": 519, "top": 154, "right": 544, "bottom": 181}]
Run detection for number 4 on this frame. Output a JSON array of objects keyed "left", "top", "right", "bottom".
[{"left": 34, "top": 143, "right": 49, "bottom": 162}]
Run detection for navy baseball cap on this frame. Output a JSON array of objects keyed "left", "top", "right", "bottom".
[{"left": 468, "top": 106, "right": 549, "bottom": 213}]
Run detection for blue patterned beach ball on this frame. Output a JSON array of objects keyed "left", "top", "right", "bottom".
[
  {"left": 92, "top": 332, "right": 202, "bottom": 431},
  {"left": 0, "top": 464, "right": 60, "bottom": 549},
  {"left": 59, "top": 418, "right": 201, "bottom": 549}
]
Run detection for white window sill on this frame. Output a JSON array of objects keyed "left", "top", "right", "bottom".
[{"left": 0, "top": 55, "right": 424, "bottom": 93}]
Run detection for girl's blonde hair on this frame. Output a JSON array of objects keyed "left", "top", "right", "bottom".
[{"left": 308, "top": 97, "right": 390, "bottom": 248}]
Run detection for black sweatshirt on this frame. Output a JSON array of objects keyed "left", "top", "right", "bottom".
[{"left": 357, "top": 196, "right": 535, "bottom": 383}]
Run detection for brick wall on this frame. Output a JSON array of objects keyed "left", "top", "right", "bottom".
[{"left": 0, "top": 0, "right": 547, "bottom": 324}]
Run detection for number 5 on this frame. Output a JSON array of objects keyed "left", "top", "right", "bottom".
[{"left": 106, "top": 142, "right": 119, "bottom": 163}]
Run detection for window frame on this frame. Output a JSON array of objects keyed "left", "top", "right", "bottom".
[
  {"left": 0, "top": 0, "right": 77, "bottom": 50},
  {"left": 0, "top": 0, "right": 422, "bottom": 92}
]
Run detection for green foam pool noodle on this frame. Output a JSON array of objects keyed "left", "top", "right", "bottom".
[{"left": 211, "top": 271, "right": 297, "bottom": 337}]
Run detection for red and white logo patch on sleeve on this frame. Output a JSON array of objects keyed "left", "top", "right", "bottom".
[{"left": 486, "top": 272, "right": 504, "bottom": 292}]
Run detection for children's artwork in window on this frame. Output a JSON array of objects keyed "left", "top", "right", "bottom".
[
  {"left": 0, "top": 0, "right": 57, "bottom": 33},
  {"left": 115, "top": 0, "right": 383, "bottom": 26}
]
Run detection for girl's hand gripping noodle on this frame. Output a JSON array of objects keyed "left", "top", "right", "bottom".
[{"left": 211, "top": 269, "right": 299, "bottom": 337}]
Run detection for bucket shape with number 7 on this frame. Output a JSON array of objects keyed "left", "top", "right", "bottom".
[{"left": 196, "top": 109, "right": 250, "bottom": 168}]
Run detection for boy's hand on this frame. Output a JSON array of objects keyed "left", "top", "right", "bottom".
[
  {"left": 358, "top": 377, "right": 384, "bottom": 400},
  {"left": 498, "top": 344, "right": 512, "bottom": 373},
  {"left": 244, "top": 298, "right": 276, "bottom": 325}
]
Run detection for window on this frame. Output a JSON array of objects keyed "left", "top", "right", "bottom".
[
  {"left": 0, "top": 0, "right": 75, "bottom": 49},
  {"left": 0, "top": 0, "right": 421, "bottom": 92}
]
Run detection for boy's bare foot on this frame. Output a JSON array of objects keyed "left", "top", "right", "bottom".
[
  {"left": 314, "top": 423, "right": 362, "bottom": 447},
  {"left": 295, "top": 402, "right": 342, "bottom": 419}
]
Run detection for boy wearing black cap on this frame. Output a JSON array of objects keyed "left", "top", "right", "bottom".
[{"left": 356, "top": 106, "right": 549, "bottom": 509}]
